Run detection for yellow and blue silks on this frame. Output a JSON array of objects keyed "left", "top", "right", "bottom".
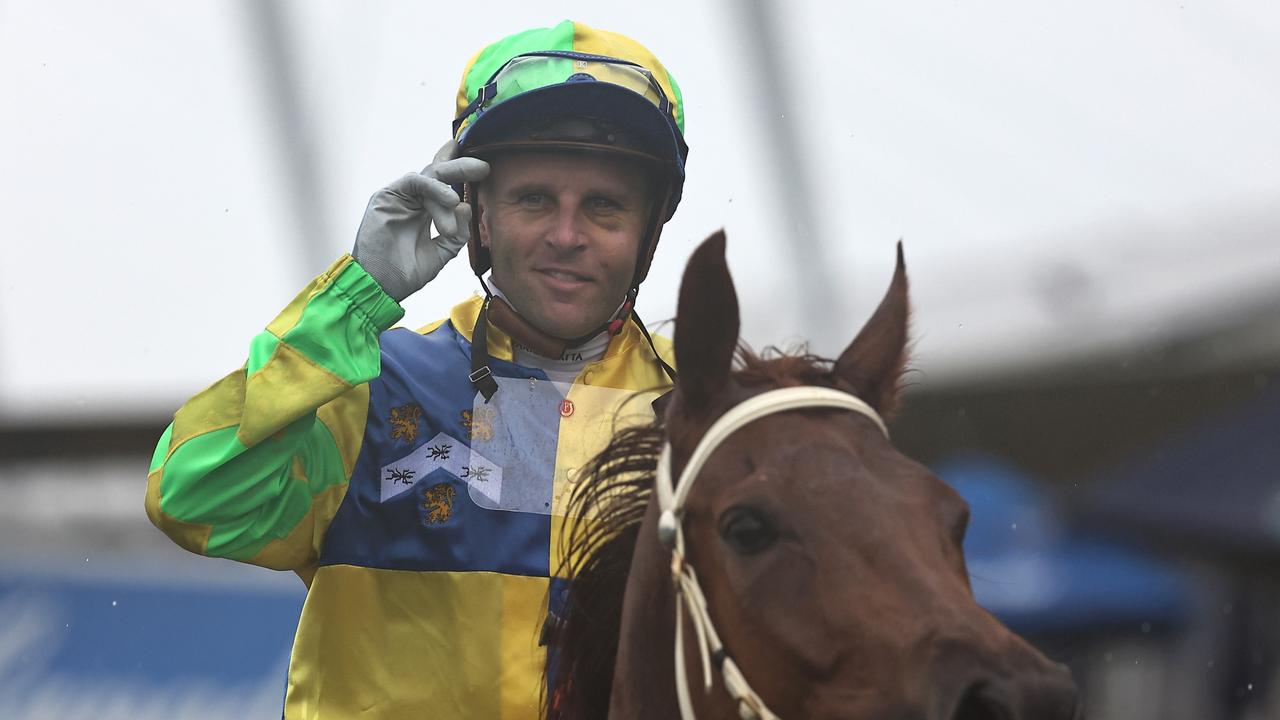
[{"left": 146, "top": 255, "right": 672, "bottom": 718}]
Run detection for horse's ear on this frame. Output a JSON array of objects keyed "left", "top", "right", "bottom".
[
  {"left": 833, "top": 242, "right": 910, "bottom": 419},
  {"left": 674, "top": 230, "right": 739, "bottom": 415}
]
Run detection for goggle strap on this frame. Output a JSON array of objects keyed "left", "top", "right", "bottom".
[
  {"left": 508, "top": 49, "right": 646, "bottom": 69},
  {"left": 454, "top": 51, "right": 675, "bottom": 136},
  {"left": 453, "top": 82, "right": 498, "bottom": 137}
]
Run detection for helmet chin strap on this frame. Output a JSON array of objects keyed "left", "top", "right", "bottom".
[
  {"left": 469, "top": 280, "right": 640, "bottom": 402},
  {"left": 486, "top": 278, "right": 635, "bottom": 357}
]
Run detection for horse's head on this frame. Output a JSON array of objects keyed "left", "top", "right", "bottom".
[{"left": 637, "top": 232, "right": 1079, "bottom": 719}]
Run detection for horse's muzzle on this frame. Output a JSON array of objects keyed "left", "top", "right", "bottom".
[{"left": 945, "top": 661, "right": 1080, "bottom": 720}]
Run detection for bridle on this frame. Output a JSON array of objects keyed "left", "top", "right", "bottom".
[{"left": 654, "top": 386, "right": 890, "bottom": 720}]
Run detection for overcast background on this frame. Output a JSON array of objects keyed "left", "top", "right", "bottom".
[{"left": 3, "top": 0, "right": 1277, "bottom": 424}]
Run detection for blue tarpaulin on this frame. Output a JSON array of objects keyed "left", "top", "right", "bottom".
[
  {"left": 0, "top": 563, "right": 304, "bottom": 719},
  {"left": 1083, "top": 385, "right": 1280, "bottom": 557},
  {"left": 936, "top": 454, "right": 1189, "bottom": 636}
]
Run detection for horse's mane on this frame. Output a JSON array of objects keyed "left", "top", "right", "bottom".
[{"left": 546, "top": 347, "right": 836, "bottom": 718}]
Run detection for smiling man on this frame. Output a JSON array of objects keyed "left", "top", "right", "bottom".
[
  {"left": 480, "top": 151, "right": 655, "bottom": 340},
  {"left": 144, "top": 20, "right": 687, "bottom": 719}
]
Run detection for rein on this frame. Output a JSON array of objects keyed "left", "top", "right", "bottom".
[{"left": 654, "top": 386, "right": 890, "bottom": 720}]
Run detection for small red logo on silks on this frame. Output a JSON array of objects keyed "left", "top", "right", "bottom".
[{"left": 559, "top": 399, "right": 575, "bottom": 417}]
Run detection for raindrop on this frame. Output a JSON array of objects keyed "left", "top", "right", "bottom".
[
  {"left": 111, "top": 600, "right": 118, "bottom": 607},
  {"left": 1141, "top": 622, "right": 1151, "bottom": 634},
  {"left": 1248, "top": 684, "right": 1254, "bottom": 691},
  {"left": 1011, "top": 523, "right": 1017, "bottom": 531}
]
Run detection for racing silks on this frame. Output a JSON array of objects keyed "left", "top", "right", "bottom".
[{"left": 145, "top": 255, "right": 673, "bottom": 718}]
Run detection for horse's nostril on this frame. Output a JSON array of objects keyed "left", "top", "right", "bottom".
[
  {"left": 946, "top": 671, "right": 1080, "bottom": 720},
  {"left": 951, "top": 683, "right": 1012, "bottom": 720}
]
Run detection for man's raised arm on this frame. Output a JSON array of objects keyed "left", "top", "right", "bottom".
[{"left": 145, "top": 140, "right": 488, "bottom": 576}]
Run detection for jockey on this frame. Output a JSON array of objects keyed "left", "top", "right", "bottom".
[{"left": 145, "top": 20, "right": 688, "bottom": 719}]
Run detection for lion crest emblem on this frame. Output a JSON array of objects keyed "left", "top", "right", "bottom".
[
  {"left": 389, "top": 403, "right": 424, "bottom": 444},
  {"left": 461, "top": 407, "right": 496, "bottom": 442},
  {"left": 422, "top": 482, "right": 456, "bottom": 525}
]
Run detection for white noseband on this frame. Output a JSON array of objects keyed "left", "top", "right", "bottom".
[{"left": 654, "top": 386, "right": 889, "bottom": 720}]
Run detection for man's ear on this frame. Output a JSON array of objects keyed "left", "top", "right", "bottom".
[{"left": 471, "top": 184, "right": 490, "bottom": 249}]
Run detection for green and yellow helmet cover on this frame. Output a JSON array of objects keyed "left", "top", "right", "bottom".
[
  {"left": 453, "top": 21, "right": 688, "bottom": 203},
  {"left": 455, "top": 21, "right": 684, "bottom": 133}
]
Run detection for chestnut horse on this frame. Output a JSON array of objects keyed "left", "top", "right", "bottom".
[{"left": 547, "top": 232, "right": 1080, "bottom": 719}]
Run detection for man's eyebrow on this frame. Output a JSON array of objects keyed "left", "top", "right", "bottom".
[
  {"left": 582, "top": 178, "right": 644, "bottom": 200},
  {"left": 504, "top": 180, "right": 552, "bottom": 196},
  {"left": 504, "top": 179, "right": 636, "bottom": 200},
  {"left": 584, "top": 185, "right": 629, "bottom": 198}
]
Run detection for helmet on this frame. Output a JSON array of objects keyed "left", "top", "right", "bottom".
[{"left": 453, "top": 20, "right": 689, "bottom": 286}]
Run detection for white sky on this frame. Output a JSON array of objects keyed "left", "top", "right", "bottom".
[{"left": 2, "top": 0, "right": 1278, "bottom": 423}]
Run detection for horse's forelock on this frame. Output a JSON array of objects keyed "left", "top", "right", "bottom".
[{"left": 735, "top": 345, "right": 839, "bottom": 388}]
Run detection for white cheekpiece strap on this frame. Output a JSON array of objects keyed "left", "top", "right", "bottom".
[{"left": 655, "top": 386, "right": 889, "bottom": 720}]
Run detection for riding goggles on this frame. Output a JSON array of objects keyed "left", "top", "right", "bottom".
[{"left": 452, "top": 51, "right": 676, "bottom": 138}]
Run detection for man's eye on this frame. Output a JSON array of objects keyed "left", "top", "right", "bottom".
[
  {"left": 520, "top": 193, "right": 545, "bottom": 206},
  {"left": 587, "top": 197, "right": 620, "bottom": 211}
]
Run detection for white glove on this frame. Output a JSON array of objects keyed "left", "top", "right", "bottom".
[{"left": 353, "top": 140, "right": 490, "bottom": 302}]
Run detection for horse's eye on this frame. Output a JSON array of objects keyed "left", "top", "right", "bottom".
[{"left": 719, "top": 506, "right": 778, "bottom": 556}]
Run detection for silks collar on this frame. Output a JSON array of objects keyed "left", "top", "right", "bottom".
[{"left": 461, "top": 291, "right": 675, "bottom": 402}]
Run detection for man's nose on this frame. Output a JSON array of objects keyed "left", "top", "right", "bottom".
[{"left": 546, "top": 205, "right": 587, "bottom": 251}]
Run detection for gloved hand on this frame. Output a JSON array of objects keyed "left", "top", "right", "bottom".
[{"left": 353, "top": 140, "right": 490, "bottom": 302}]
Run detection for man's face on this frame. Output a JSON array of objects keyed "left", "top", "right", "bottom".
[{"left": 477, "top": 151, "right": 652, "bottom": 340}]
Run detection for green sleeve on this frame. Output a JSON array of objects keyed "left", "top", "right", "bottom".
[{"left": 144, "top": 256, "right": 404, "bottom": 570}]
